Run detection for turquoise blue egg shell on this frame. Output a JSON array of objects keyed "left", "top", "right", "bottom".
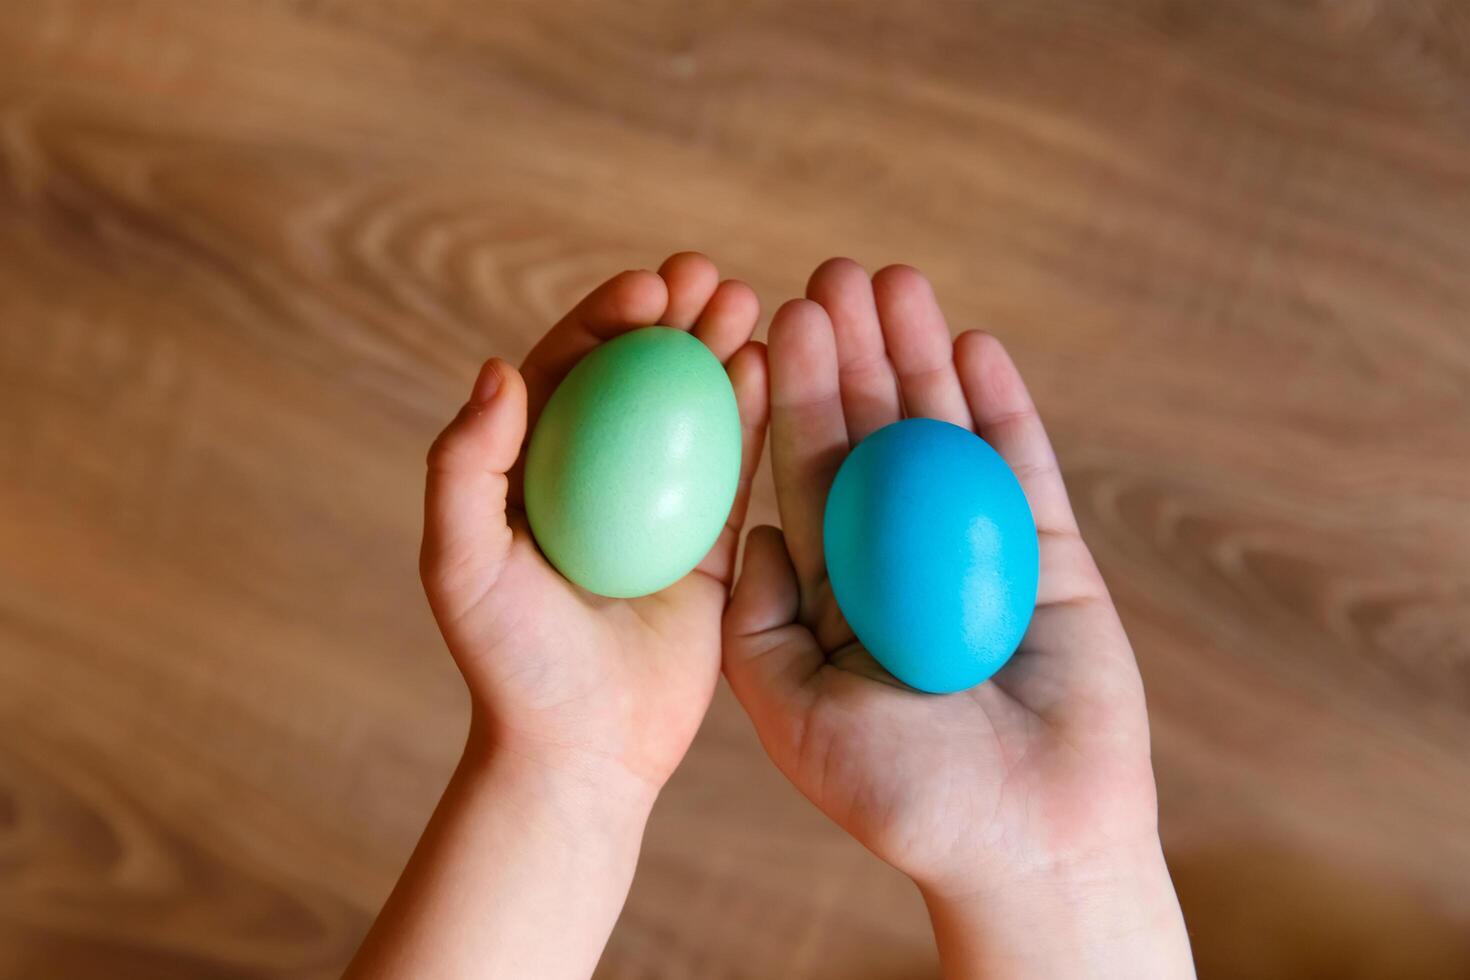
[
  {"left": 524, "top": 326, "right": 742, "bottom": 599},
  {"left": 823, "top": 418, "right": 1039, "bottom": 693}
]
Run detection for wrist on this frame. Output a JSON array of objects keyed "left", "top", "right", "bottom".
[
  {"left": 460, "top": 709, "right": 662, "bottom": 831},
  {"left": 346, "top": 705, "right": 658, "bottom": 979},
  {"left": 918, "top": 837, "right": 1195, "bottom": 979}
]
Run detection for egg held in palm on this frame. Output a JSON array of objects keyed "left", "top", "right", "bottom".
[
  {"left": 823, "top": 418, "right": 1039, "bottom": 693},
  {"left": 524, "top": 326, "right": 742, "bottom": 598}
]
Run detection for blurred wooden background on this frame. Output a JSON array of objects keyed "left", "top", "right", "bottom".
[{"left": 3, "top": 1, "right": 1469, "bottom": 977}]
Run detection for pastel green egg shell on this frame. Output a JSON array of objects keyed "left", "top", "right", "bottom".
[{"left": 524, "top": 326, "right": 742, "bottom": 598}]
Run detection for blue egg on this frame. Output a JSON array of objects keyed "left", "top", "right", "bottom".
[{"left": 823, "top": 418, "right": 1039, "bottom": 693}]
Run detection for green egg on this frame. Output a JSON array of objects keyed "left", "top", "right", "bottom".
[{"left": 524, "top": 326, "right": 742, "bottom": 598}]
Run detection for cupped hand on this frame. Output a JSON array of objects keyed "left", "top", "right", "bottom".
[
  {"left": 721, "top": 259, "right": 1160, "bottom": 900},
  {"left": 422, "top": 252, "right": 768, "bottom": 799}
]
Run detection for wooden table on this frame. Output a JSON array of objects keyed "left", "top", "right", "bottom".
[{"left": 3, "top": 2, "right": 1468, "bottom": 976}]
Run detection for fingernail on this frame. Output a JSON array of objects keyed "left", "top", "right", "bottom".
[{"left": 470, "top": 359, "right": 503, "bottom": 404}]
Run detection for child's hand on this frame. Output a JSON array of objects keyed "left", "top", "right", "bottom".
[
  {"left": 722, "top": 260, "right": 1193, "bottom": 977},
  {"left": 422, "top": 252, "right": 767, "bottom": 801},
  {"left": 349, "top": 254, "right": 767, "bottom": 980}
]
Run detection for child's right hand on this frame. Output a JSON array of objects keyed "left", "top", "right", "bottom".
[{"left": 722, "top": 260, "right": 1194, "bottom": 978}]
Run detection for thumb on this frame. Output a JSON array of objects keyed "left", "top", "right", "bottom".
[
  {"left": 722, "top": 526, "right": 822, "bottom": 730},
  {"left": 421, "top": 358, "right": 528, "bottom": 608}
]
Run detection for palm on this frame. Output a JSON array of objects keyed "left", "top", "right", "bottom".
[
  {"left": 455, "top": 525, "right": 728, "bottom": 787},
  {"left": 723, "top": 261, "right": 1156, "bottom": 895},
  {"left": 422, "top": 254, "right": 767, "bottom": 793}
]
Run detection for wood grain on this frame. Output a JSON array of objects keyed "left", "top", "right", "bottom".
[{"left": 2, "top": 1, "right": 1468, "bottom": 976}]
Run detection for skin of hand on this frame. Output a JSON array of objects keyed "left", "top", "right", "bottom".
[
  {"left": 346, "top": 253, "right": 769, "bottom": 980},
  {"left": 721, "top": 259, "right": 1195, "bottom": 979}
]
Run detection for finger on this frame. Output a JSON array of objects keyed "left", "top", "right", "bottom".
[
  {"left": 722, "top": 525, "right": 821, "bottom": 722},
  {"left": 693, "top": 279, "right": 761, "bottom": 363},
  {"left": 807, "top": 257, "right": 901, "bottom": 442},
  {"left": 1035, "top": 530, "right": 1110, "bottom": 607},
  {"left": 519, "top": 268, "right": 668, "bottom": 426},
  {"left": 421, "top": 359, "right": 529, "bottom": 607},
  {"left": 956, "top": 331, "right": 1141, "bottom": 726},
  {"left": 871, "top": 265, "right": 974, "bottom": 428},
  {"left": 953, "top": 330, "right": 1080, "bottom": 538},
  {"left": 768, "top": 298, "right": 849, "bottom": 602},
  {"left": 658, "top": 251, "right": 722, "bottom": 329},
  {"left": 696, "top": 341, "right": 769, "bottom": 585}
]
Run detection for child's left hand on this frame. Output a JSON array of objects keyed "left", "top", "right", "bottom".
[
  {"left": 420, "top": 252, "right": 767, "bottom": 800},
  {"left": 350, "top": 255, "right": 767, "bottom": 979}
]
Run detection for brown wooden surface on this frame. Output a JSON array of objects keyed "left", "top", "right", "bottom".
[{"left": 3, "top": 2, "right": 1469, "bottom": 977}]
